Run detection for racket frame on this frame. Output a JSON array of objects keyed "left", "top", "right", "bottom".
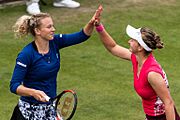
[{"left": 53, "top": 90, "right": 78, "bottom": 120}]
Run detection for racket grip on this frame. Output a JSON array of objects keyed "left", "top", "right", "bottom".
[
  {"left": 57, "top": 113, "right": 64, "bottom": 120},
  {"left": 44, "top": 95, "right": 50, "bottom": 102}
]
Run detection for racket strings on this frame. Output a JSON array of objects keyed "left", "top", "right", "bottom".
[
  {"left": 61, "top": 97, "right": 73, "bottom": 117},
  {"left": 56, "top": 93, "right": 75, "bottom": 119}
]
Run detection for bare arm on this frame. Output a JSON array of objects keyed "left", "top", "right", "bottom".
[
  {"left": 16, "top": 85, "right": 48, "bottom": 102},
  {"left": 148, "top": 72, "right": 175, "bottom": 120},
  {"left": 97, "top": 28, "right": 132, "bottom": 60},
  {"left": 83, "top": 20, "right": 94, "bottom": 36},
  {"left": 94, "top": 5, "right": 131, "bottom": 60}
]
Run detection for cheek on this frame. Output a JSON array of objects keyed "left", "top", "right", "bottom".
[
  {"left": 40, "top": 31, "right": 53, "bottom": 40},
  {"left": 41, "top": 30, "right": 51, "bottom": 36},
  {"left": 132, "top": 42, "right": 139, "bottom": 48},
  {"left": 130, "top": 42, "right": 136, "bottom": 47},
  {"left": 130, "top": 43, "right": 139, "bottom": 51}
]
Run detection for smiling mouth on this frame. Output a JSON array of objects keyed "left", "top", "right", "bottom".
[{"left": 48, "top": 35, "right": 54, "bottom": 39}]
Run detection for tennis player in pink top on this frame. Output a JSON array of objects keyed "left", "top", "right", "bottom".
[{"left": 94, "top": 5, "right": 180, "bottom": 120}]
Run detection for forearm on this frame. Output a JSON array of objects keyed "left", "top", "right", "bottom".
[
  {"left": 97, "top": 27, "right": 117, "bottom": 52},
  {"left": 83, "top": 21, "right": 94, "bottom": 36},
  {"left": 16, "top": 85, "right": 48, "bottom": 102},
  {"left": 96, "top": 25, "right": 131, "bottom": 60},
  {"left": 165, "top": 102, "right": 175, "bottom": 120},
  {"left": 16, "top": 85, "right": 36, "bottom": 97}
]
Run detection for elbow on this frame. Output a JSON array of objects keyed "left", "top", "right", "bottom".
[
  {"left": 164, "top": 99, "right": 174, "bottom": 109},
  {"left": 104, "top": 44, "right": 116, "bottom": 53},
  {"left": 105, "top": 47, "right": 114, "bottom": 56},
  {"left": 9, "top": 83, "right": 16, "bottom": 94},
  {"left": 169, "top": 99, "right": 174, "bottom": 106},
  {"left": 10, "top": 81, "right": 20, "bottom": 94}
]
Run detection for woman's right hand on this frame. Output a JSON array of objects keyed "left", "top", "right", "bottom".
[
  {"left": 32, "top": 89, "right": 49, "bottom": 102},
  {"left": 16, "top": 85, "right": 49, "bottom": 102},
  {"left": 94, "top": 5, "right": 103, "bottom": 26},
  {"left": 84, "top": 5, "right": 103, "bottom": 36},
  {"left": 89, "top": 5, "right": 103, "bottom": 26}
]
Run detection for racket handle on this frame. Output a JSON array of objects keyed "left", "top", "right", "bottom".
[
  {"left": 44, "top": 95, "right": 50, "bottom": 102},
  {"left": 56, "top": 114, "right": 63, "bottom": 120}
]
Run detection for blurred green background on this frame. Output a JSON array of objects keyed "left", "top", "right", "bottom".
[{"left": 0, "top": 0, "right": 180, "bottom": 119}]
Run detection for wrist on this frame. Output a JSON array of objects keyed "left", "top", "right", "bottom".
[
  {"left": 96, "top": 24, "right": 104, "bottom": 32},
  {"left": 88, "top": 19, "right": 95, "bottom": 26}
]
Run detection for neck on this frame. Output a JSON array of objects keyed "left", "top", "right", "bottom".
[
  {"left": 136, "top": 52, "right": 149, "bottom": 67},
  {"left": 34, "top": 38, "right": 49, "bottom": 55}
]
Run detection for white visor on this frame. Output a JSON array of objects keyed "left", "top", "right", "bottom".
[{"left": 126, "top": 25, "right": 152, "bottom": 51}]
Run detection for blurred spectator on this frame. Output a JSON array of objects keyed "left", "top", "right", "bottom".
[{"left": 26, "top": 0, "right": 80, "bottom": 15}]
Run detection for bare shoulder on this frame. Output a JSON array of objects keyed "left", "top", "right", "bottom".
[{"left": 148, "top": 72, "right": 164, "bottom": 86}]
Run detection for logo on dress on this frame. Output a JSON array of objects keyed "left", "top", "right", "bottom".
[
  {"left": 56, "top": 53, "right": 59, "bottom": 59},
  {"left": 17, "top": 61, "right": 27, "bottom": 67}
]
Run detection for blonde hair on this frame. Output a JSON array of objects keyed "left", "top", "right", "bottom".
[{"left": 13, "top": 13, "right": 51, "bottom": 38}]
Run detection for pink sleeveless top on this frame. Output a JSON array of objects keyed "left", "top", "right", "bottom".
[{"left": 131, "top": 53, "right": 169, "bottom": 116}]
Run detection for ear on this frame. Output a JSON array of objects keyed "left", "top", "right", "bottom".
[
  {"left": 138, "top": 45, "right": 144, "bottom": 52},
  {"left": 34, "top": 28, "right": 41, "bottom": 35}
]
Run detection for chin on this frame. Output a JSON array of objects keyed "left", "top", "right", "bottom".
[
  {"left": 129, "top": 49, "right": 132, "bottom": 52},
  {"left": 49, "top": 36, "right": 54, "bottom": 40}
]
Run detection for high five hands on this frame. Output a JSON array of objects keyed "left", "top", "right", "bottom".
[{"left": 90, "top": 5, "right": 103, "bottom": 26}]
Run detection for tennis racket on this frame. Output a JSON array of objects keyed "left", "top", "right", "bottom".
[{"left": 45, "top": 90, "right": 78, "bottom": 120}]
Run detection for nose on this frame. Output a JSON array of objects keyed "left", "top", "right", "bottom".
[
  {"left": 128, "top": 39, "right": 132, "bottom": 44},
  {"left": 52, "top": 26, "right": 56, "bottom": 31}
]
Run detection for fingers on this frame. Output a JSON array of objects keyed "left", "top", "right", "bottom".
[
  {"left": 88, "top": 5, "right": 102, "bottom": 26},
  {"left": 95, "top": 5, "right": 103, "bottom": 19},
  {"left": 93, "top": 5, "right": 103, "bottom": 26},
  {"left": 98, "top": 4, "right": 103, "bottom": 10},
  {"left": 33, "top": 90, "right": 49, "bottom": 102},
  {"left": 94, "top": 5, "right": 103, "bottom": 19},
  {"left": 44, "top": 95, "right": 50, "bottom": 102},
  {"left": 95, "top": 18, "right": 100, "bottom": 26}
]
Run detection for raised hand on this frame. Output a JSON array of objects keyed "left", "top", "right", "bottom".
[
  {"left": 94, "top": 5, "right": 103, "bottom": 26},
  {"left": 84, "top": 5, "right": 103, "bottom": 36},
  {"left": 89, "top": 5, "right": 103, "bottom": 26}
]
